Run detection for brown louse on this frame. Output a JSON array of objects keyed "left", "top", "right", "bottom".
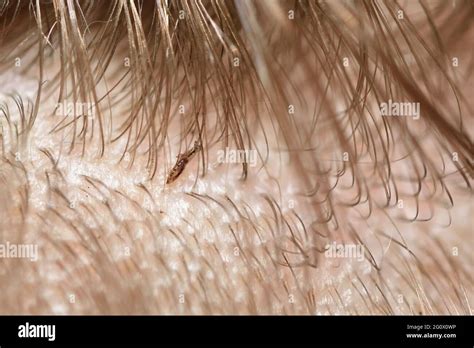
[{"left": 166, "top": 140, "right": 202, "bottom": 184}]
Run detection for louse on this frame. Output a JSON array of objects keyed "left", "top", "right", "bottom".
[{"left": 166, "top": 140, "right": 202, "bottom": 184}]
